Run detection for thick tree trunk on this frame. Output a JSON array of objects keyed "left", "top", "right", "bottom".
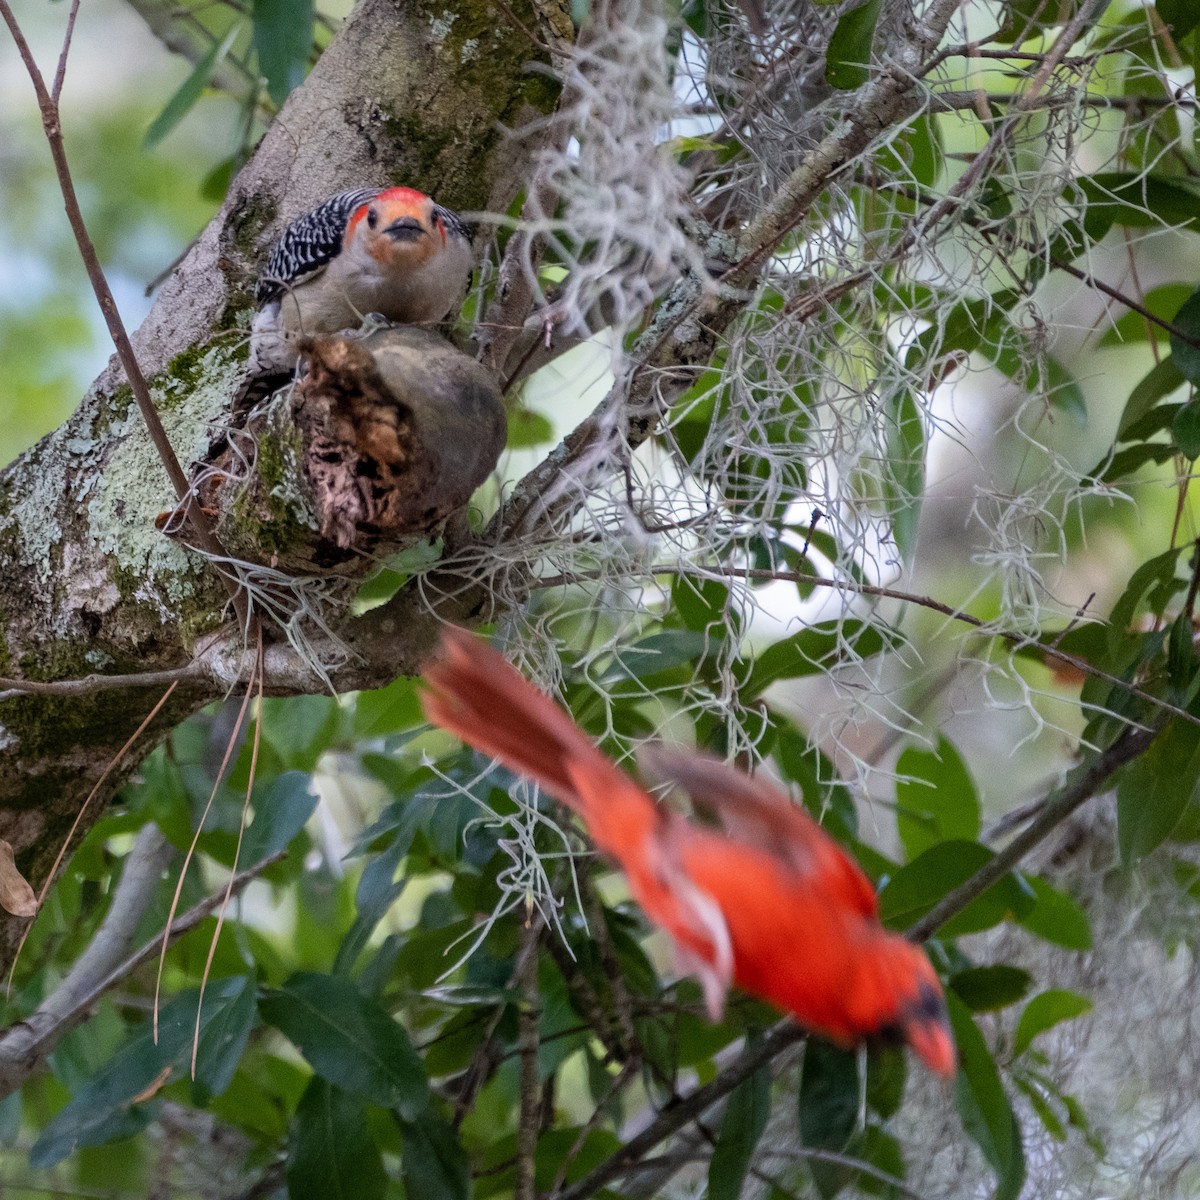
[{"left": 0, "top": 0, "right": 554, "bottom": 963}]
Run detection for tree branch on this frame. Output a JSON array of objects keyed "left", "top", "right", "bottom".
[
  {"left": 531, "top": 562, "right": 1200, "bottom": 733},
  {"left": 0, "top": 0, "right": 249, "bottom": 627},
  {"left": 908, "top": 721, "right": 1161, "bottom": 941},
  {"left": 515, "top": 911, "right": 542, "bottom": 1200},
  {"left": 0, "top": 834, "right": 286, "bottom": 1098},
  {"left": 555, "top": 1022, "right": 805, "bottom": 1200}
]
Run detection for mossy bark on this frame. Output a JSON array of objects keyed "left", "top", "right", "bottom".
[{"left": 0, "top": 0, "right": 555, "bottom": 966}]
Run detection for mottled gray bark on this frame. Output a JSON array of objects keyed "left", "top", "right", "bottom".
[{"left": 0, "top": 0, "right": 555, "bottom": 964}]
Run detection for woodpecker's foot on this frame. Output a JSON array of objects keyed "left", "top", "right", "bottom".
[{"left": 355, "top": 312, "right": 396, "bottom": 338}]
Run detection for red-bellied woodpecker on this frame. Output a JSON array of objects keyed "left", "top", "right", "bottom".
[{"left": 246, "top": 186, "right": 473, "bottom": 382}]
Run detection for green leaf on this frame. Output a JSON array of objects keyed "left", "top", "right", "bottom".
[
  {"left": 949, "top": 994, "right": 1026, "bottom": 1200},
  {"left": 1013, "top": 989, "right": 1093, "bottom": 1058},
  {"left": 950, "top": 965, "right": 1032, "bottom": 1013},
  {"left": 1117, "top": 718, "right": 1200, "bottom": 863},
  {"left": 1173, "top": 400, "right": 1200, "bottom": 459},
  {"left": 1169, "top": 287, "right": 1200, "bottom": 386},
  {"left": 772, "top": 719, "right": 859, "bottom": 841},
  {"left": 1114, "top": 356, "right": 1186, "bottom": 439},
  {"left": 1107, "top": 546, "right": 1189, "bottom": 661},
  {"left": 671, "top": 574, "right": 733, "bottom": 634},
  {"left": 825, "top": 0, "right": 883, "bottom": 89},
  {"left": 798, "top": 1042, "right": 860, "bottom": 1198},
  {"left": 1098, "top": 284, "right": 1194, "bottom": 348},
  {"left": 882, "top": 386, "right": 925, "bottom": 561},
  {"left": 507, "top": 407, "right": 555, "bottom": 447},
  {"left": 31, "top": 979, "right": 252, "bottom": 1168},
  {"left": 241, "top": 771, "right": 317, "bottom": 865},
  {"left": 865, "top": 1048, "right": 907, "bottom": 1120},
  {"left": 1015, "top": 875, "right": 1092, "bottom": 950},
  {"left": 852, "top": 1125, "right": 906, "bottom": 1196},
  {"left": 709, "top": 1063, "right": 771, "bottom": 1200},
  {"left": 352, "top": 542, "right": 444, "bottom": 614},
  {"left": 288, "top": 1078, "right": 386, "bottom": 1200},
  {"left": 1081, "top": 174, "right": 1200, "bottom": 240},
  {"left": 191, "top": 975, "right": 258, "bottom": 1106},
  {"left": 878, "top": 840, "right": 1033, "bottom": 936},
  {"left": 1045, "top": 355, "right": 1087, "bottom": 425},
  {"left": 252, "top": 0, "right": 314, "bottom": 106},
  {"left": 895, "top": 736, "right": 981, "bottom": 860},
  {"left": 258, "top": 695, "right": 341, "bottom": 773},
  {"left": 741, "top": 621, "right": 887, "bottom": 699},
  {"left": 1159, "top": 0, "right": 1200, "bottom": 40},
  {"left": 606, "top": 630, "right": 713, "bottom": 683},
  {"left": 353, "top": 675, "right": 423, "bottom": 739},
  {"left": 144, "top": 25, "right": 240, "bottom": 149},
  {"left": 259, "top": 973, "right": 427, "bottom": 1117},
  {"left": 399, "top": 1106, "right": 471, "bottom": 1200},
  {"left": 1098, "top": 442, "right": 1178, "bottom": 483},
  {"left": 1015, "top": 1075, "right": 1067, "bottom": 1141}
]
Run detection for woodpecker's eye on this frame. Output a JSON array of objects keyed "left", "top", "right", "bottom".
[{"left": 366, "top": 208, "right": 379, "bottom": 229}]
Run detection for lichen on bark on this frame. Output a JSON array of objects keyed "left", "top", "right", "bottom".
[{"left": 0, "top": 0, "right": 557, "bottom": 966}]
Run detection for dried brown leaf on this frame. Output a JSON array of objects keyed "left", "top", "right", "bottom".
[{"left": 0, "top": 840, "right": 37, "bottom": 917}]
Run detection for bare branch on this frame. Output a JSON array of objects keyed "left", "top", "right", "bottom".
[
  {"left": 530, "top": 563, "right": 1200, "bottom": 733},
  {"left": 908, "top": 721, "right": 1160, "bottom": 941},
  {"left": 555, "top": 1022, "right": 805, "bottom": 1200},
  {"left": 0, "top": 835, "right": 286, "bottom": 1098},
  {"left": 515, "top": 910, "right": 542, "bottom": 1200},
  {"left": 0, "top": 664, "right": 206, "bottom": 700},
  {"left": 49, "top": 0, "right": 80, "bottom": 103}
]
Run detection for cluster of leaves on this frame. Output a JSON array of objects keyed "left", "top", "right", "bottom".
[{"left": 0, "top": 606, "right": 1112, "bottom": 1199}]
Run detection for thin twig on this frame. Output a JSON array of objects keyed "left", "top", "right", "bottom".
[
  {"left": 578, "top": 871, "right": 638, "bottom": 1054},
  {"left": 533, "top": 562, "right": 1200, "bottom": 732},
  {"left": 451, "top": 912, "right": 546, "bottom": 1127},
  {"left": 0, "top": 842, "right": 286, "bottom": 1099},
  {"left": 49, "top": 0, "right": 80, "bottom": 103},
  {"left": 0, "top": 663, "right": 205, "bottom": 700},
  {"left": 556, "top": 1022, "right": 805, "bottom": 1200},
  {"left": 908, "top": 721, "right": 1160, "bottom": 941},
  {"left": 759, "top": 1147, "right": 923, "bottom": 1200},
  {"left": 515, "top": 908, "right": 542, "bottom": 1200},
  {"left": 0, "top": 0, "right": 249, "bottom": 628},
  {"left": 547, "top": 1058, "right": 640, "bottom": 1197}
]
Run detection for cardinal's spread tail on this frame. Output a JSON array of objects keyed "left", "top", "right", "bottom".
[{"left": 421, "top": 627, "right": 659, "bottom": 856}]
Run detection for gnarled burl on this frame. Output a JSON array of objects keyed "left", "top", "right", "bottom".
[{"left": 184, "top": 325, "right": 506, "bottom": 573}]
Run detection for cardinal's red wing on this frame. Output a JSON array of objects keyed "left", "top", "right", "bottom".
[
  {"left": 676, "top": 827, "right": 954, "bottom": 1075},
  {"left": 424, "top": 631, "right": 736, "bottom": 1004},
  {"left": 641, "top": 745, "right": 879, "bottom": 920},
  {"left": 421, "top": 628, "right": 661, "bottom": 856},
  {"left": 423, "top": 629, "right": 955, "bottom": 1078}
]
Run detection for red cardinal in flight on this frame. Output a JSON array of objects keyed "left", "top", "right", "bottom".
[{"left": 421, "top": 627, "right": 955, "bottom": 1077}]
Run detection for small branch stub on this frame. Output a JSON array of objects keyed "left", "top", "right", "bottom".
[{"left": 175, "top": 325, "right": 507, "bottom": 573}]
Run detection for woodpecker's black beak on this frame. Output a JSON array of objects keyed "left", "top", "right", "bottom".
[{"left": 384, "top": 216, "right": 427, "bottom": 243}]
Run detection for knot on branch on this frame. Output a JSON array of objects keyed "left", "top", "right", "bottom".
[{"left": 166, "top": 325, "right": 506, "bottom": 573}]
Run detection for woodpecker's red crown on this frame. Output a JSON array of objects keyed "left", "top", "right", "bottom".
[{"left": 346, "top": 188, "right": 468, "bottom": 269}]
